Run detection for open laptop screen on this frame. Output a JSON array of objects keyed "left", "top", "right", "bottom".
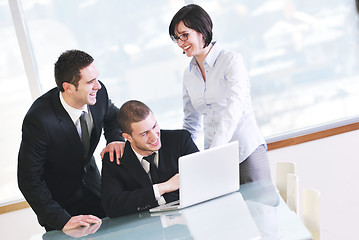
[{"left": 179, "top": 141, "right": 240, "bottom": 208}]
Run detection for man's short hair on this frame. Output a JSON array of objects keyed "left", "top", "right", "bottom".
[
  {"left": 117, "top": 100, "right": 152, "bottom": 135},
  {"left": 54, "top": 49, "right": 94, "bottom": 92}
]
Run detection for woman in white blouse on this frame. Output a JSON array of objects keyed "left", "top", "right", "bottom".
[{"left": 169, "top": 4, "right": 271, "bottom": 183}]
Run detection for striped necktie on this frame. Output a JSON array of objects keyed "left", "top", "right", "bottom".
[{"left": 79, "top": 111, "right": 90, "bottom": 158}]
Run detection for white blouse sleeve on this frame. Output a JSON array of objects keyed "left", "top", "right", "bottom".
[{"left": 210, "top": 54, "right": 248, "bottom": 147}]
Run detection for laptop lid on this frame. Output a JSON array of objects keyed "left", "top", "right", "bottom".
[{"left": 179, "top": 141, "right": 240, "bottom": 208}]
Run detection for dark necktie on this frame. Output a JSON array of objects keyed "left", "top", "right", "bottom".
[
  {"left": 80, "top": 111, "right": 90, "bottom": 158},
  {"left": 143, "top": 153, "right": 160, "bottom": 184}
]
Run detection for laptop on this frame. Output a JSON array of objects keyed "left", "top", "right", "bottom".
[{"left": 150, "top": 141, "right": 240, "bottom": 212}]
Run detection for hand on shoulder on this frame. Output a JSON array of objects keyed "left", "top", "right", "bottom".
[{"left": 100, "top": 141, "right": 125, "bottom": 164}]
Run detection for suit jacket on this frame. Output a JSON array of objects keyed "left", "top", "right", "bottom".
[
  {"left": 18, "top": 81, "right": 123, "bottom": 230},
  {"left": 101, "top": 129, "right": 198, "bottom": 218}
]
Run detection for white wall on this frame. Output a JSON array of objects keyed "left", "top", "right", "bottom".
[
  {"left": 0, "top": 207, "right": 44, "bottom": 240},
  {"left": 267, "top": 129, "right": 359, "bottom": 239}
]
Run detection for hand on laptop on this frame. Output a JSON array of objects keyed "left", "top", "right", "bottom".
[{"left": 158, "top": 173, "right": 179, "bottom": 195}]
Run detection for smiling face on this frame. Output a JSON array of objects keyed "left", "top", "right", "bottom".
[
  {"left": 63, "top": 62, "right": 102, "bottom": 110},
  {"left": 123, "top": 111, "right": 161, "bottom": 156},
  {"left": 175, "top": 21, "right": 207, "bottom": 58}
]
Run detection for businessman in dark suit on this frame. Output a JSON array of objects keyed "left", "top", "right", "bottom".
[
  {"left": 101, "top": 100, "right": 199, "bottom": 217},
  {"left": 18, "top": 50, "right": 125, "bottom": 231}
]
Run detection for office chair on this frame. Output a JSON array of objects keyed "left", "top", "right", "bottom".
[
  {"left": 276, "top": 161, "right": 296, "bottom": 202},
  {"left": 301, "top": 188, "right": 320, "bottom": 240},
  {"left": 286, "top": 173, "right": 299, "bottom": 214}
]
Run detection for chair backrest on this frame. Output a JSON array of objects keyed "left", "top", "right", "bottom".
[
  {"left": 286, "top": 173, "right": 299, "bottom": 214},
  {"left": 301, "top": 188, "right": 320, "bottom": 240},
  {"left": 276, "top": 161, "right": 296, "bottom": 201}
]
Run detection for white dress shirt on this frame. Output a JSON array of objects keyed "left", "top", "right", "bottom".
[
  {"left": 183, "top": 42, "right": 266, "bottom": 163},
  {"left": 59, "top": 92, "right": 93, "bottom": 137},
  {"left": 132, "top": 147, "right": 166, "bottom": 205}
]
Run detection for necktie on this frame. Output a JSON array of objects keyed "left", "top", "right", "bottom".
[
  {"left": 143, "top": 153, "right": 160, "bottom": 184},
  {"left": 80, "top": 111, "right": 90, "bottom": 158}
]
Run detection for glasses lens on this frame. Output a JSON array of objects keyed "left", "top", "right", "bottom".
[
  {"left": 171, "top": 33, "right": 188, "bottom": 43},
  {"left": 180, "top": 33, "right": 188, "bottom": 41}
]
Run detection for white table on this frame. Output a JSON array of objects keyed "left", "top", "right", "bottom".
[{"left": 40, "top": 180, "right": 312, "bottom": 239}]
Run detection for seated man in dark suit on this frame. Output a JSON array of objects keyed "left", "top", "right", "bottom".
[{"left": 101, "top": 100, "right": 199, "bottom": 217}]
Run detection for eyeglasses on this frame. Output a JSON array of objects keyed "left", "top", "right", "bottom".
[{"left": 171, "top": 33, "right": 189, "bottom": 43}]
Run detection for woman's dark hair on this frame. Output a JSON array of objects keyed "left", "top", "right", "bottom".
[
  {"left": 169, "top": 4, "right": 213, "bottom": 48},
  {"left": 54, "top": 49, "right": 94, "bottom": 92}
]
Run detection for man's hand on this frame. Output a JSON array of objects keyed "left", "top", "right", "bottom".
[
  {"left": 62, "top": 215, "right": 102, "bottom": 231},
  {"left": 100, "top": 141, "right": 125, "bottom": 164},
  {"left": 63, "top": 221, "right": 102, "bottom": 238},
  {"left": 157, "top": 174, "right": 180, "bottom": 195}
]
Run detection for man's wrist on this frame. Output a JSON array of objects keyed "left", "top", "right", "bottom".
[
  {"left": 153, "top": 184, "right": 167, "bottom": 205},
  {"left": 153, "top": 184, "right": 162, "bottom": 199},
  {"left": 157, "top": 182, "right": 168, "bottom": 196}
]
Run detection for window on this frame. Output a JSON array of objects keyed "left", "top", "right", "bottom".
[
  {"left": 195, "top": 0, "right": 359, "bottom": 136},
  {"left": 21, "top": 0, "right": 187, "bottom": 129},
  {"left": 2, "top": 0, "right": 359, "bottom": 203},
  {"left": 20, "top": 0, "right": 359, "bottom": 137},
  {"left": 0, "top": 0, "right": 33, "bottom": 202}
]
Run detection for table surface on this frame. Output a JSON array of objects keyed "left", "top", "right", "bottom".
[{"left": 40, "top": 180, "right": 312, "bottom": 240}]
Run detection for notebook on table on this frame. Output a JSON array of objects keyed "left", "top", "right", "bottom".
[{"left": 150, "top": 141, "right": 240, "bottom": 212}]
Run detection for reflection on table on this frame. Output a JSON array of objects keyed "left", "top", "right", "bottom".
[{"left": 41, "top": 180, "right": 312, "bottom": 240}]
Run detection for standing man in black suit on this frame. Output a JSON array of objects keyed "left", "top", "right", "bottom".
[
  {"left": 18, "top": 49, "right": 125, "bottom": 231},
  {"left": 101, "top": 100, "right": 199, "bottom": 217}
]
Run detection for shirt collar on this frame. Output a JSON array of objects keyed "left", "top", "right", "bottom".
[
  {"left": 189, "top": 41, "right": 221, "bottom": 71},
  {"left": 59, "top": 92, "right": 88, "bottom": 123},
  {"left": 205, "top": 41, "right": 221, "bottom": 67},
  {"left": 131, "top": 145, "right": 158, "bottom": 164}
]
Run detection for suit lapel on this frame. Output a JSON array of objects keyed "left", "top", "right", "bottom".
[
  {"left": 88, "top": 104, "right": 101, "bottom": 145},
  {"left": 157, "top": 131, "right": 171, "bottom": 171},
  {"left": 50, "top": 90, "right": 82, "bottom": 148},
  {"left": 122, "top": 142, "right": 152, "bottom": 187}
]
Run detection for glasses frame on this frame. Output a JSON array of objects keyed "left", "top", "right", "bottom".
[{"left": 171, "top": 33, "right": 189, "bottom": 43}]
